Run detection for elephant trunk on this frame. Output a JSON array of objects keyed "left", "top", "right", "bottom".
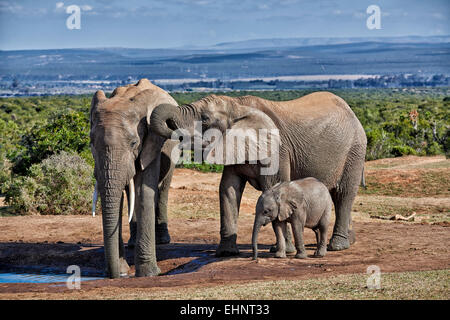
[
  {"left": 99, "top": 183, "right": 123, "bottom": 279},
  {"left": 150, "top": 103, "right": 198, "bottom": 139},
  {"left": 149, "top": 103, "right": 180, "bottom": 139},
  {"left": 96, "top": 155, "right": 129, "bottom": 279},
  {"left": 252, "top": 218, "right": 262, "bottom": 260}
]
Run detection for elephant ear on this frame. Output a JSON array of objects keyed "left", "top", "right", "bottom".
[
  {"left": 138, "top": 129, "right": 165, "bottom": 170},
  {"left": 204, "top": 107, "right": 280, "bottom": 166},
  {"left": 277, "top": 184, "right": 292, "bottom": 222},
  {"left": 138, "top": 107, "right": 167, "bottom": 171},
  {"left": 277, "top": 182, "right": 304, "bottom": 221},
  {"left": 136, "top": 88, "right": 178, "bottom": 171}
]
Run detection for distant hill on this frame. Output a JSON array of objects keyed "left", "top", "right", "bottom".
[
  {"left": 0, "top": 36, "right": 449, "bottom": 83},
  {"left": 210, "top": 35, "right": 450, "bottom": 50}
]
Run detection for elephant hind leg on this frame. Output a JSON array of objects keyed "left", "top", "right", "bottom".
[
  {"left": 314, "top": 211, "right": 330, "bottom": 257},
  {"left": 328, "top": 148, "right": 365, "bottom": 251}
]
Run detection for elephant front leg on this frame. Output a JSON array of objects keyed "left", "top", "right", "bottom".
[
  {"left": 155, "top": 161, "right": 174, "bottom": 245},
  {"left": 273, "top": 221, "right": 287, "bottom": 258},
  {"left": 269, "top": 225, "right": 296, "bottom": 254},
  {"left": 216, "top": 167, "right": 246, "bottom": 257},
  {"left": 134, "top": 165, "right": 161, "bottom": 277},
  {"left": 290, "top": 217, "right": 307, "bottom": 259}
]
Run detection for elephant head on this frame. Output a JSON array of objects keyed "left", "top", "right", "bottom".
[
  {"left": 89, "top": 79, "right": 177, "bottom": 278},
  {"left": 252, "top": 183, "right": 303, "bottom": 259},
  {"left": 150, "top": 95, "right": 279, "bottom": 168}
]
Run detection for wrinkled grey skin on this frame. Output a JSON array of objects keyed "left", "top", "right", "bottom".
[
  {"left": 252, "top": 178, "right": 332, "bottom": 259},
  {"left": 150, "top": 92, "right": 367, "bottom": 256},
  {"left": 90, "top": 79, "right": 177, "bottom": 278}
]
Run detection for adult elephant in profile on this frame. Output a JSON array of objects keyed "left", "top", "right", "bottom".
[
  {"left": 90, "top": 79, "right": 177, "bottom": 278},
  {"left": 149, "top": 92, "right": 367, "bottom": 256}
]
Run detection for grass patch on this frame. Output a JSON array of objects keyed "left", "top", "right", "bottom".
[
  {"left": 179, "top": 163, "right": 224, "bottom": 173},
  {"left": 94, "top": 269, "right": 450, "bottom": 300},
  {"left": 168, "top": 190, "right": 220, "bottom": 220},
  {"left": 354, "top": 195, "right": 450, "bottom": 223},
  {"left": 359, "top": 169, "right": 450, "bottom": 198}
]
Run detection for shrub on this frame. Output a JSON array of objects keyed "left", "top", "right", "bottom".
[
  {"left": 0, "top": 157, "right": 12, "bottom": 194},
  {"left": 365, "top": 129, "right": 394, "bottom": 160},
  {"left": 4, "top": 152, "right": 95, "bottom": 215},
  {"left": 11, "top": 111, "right": 91, "bottom": 175},
  {"left": 391, "top": 145, "right": 417, "bottom": 157}
]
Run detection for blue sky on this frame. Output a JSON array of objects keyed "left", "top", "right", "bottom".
[{"left": 0, "top": 0, "right": 449, "bottom": 50}]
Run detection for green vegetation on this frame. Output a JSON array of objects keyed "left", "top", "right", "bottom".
[
  {"left": 3, "top": 152, "right": 94, "bottom": 215},
  {"left": 0, "top": 88, "right": 449, "bottom": 214}
]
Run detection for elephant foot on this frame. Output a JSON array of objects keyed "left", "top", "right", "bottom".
[
  {"left": 349, "top": 229, "right": 356, "bottom": 245},
  {"left": 328, "top": 233, "right": 350, "bottom": 251},
  {"left": 313, "top": 249, "right": 326, "bottom": 258},
  {"left": 156, "top": 225, "right": 171, "bottom": 245},
  {"left": 119, "top": 258, "right": 130, "bottom": 276},
  {"left": 274, "top": 251, "right": 287, "bottom": 258},
  {"left": 295, "top": 252, "right": 307, "bottom": 259},
  {"left": 269, "top": 241, "right": 296, "bottom": 254},
  {"left": 135, "top": 263, "right": 161, "bottom": 277},
  {"left": 216, "top": 236, "right": 239, "bottom": 257}
]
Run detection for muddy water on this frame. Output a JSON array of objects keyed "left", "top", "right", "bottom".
[{"left": 0, "top": 272, "right": 104, "bottom": 283}]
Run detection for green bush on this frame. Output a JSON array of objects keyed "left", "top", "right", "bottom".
[
  {"left": 180, "top": 162, "right": 224, "bottom": 173},
  {"left": 0, "top": 157, "right": 12, "bottom": 194},
  {"left": 4, "top": 152, "right": 95, "bottom": 215},
  {"left": 11, "top": 111, "right": 92, "bottom": 175},
  {"left": 391, "top": 145, "right": 417, "bottom": 157}
]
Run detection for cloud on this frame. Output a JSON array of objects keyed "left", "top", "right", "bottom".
[
  {"left": 81, "top": 5, "right": 93, "bottom": 11},
  {"left": 0, "top": 1, "right": 23, "bottom": 14},
  {"left": 54, "top": 2, "right": 94, "bottom": 14}
]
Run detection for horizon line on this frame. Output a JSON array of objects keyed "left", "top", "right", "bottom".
[{"left": 1, "top": 34, "right": 449, "bottom": 52}]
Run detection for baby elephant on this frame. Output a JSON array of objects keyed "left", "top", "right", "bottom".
[{"left": 252, "top": 177, "right": 332, "bottom": 259}]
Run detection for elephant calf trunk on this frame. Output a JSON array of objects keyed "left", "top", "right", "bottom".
[{"left": 252, "top": 220, "right": 261, "bottom": 260}]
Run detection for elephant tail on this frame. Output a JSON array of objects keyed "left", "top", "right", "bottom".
[{"left": 360, "top": 166, "right": 367, "bottom": 190}]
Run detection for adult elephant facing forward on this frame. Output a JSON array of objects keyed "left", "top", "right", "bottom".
[
  {"left": 150, "top": 92, "right": 367, "bottom": 256},
  {"left": 90, "top": 79, "right": 177, "bottom": 278}
]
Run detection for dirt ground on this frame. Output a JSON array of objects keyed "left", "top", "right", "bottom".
[{"left": 0, "top": 156, "right": 449, "bottom": 299}]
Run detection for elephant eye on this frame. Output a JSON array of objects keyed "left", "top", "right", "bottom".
[{"left": 130, "top": 140, "right": 138, "bottom": 148}]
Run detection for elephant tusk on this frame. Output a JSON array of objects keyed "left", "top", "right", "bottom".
[
  {"left": 128, "top": 178, "right": 135, "bottom": 223},
  {"left": 92, "top": 181, "right": 98, "bottom": 217}
]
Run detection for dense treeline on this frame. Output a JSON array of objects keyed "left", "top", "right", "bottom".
[{"left": 0, "top": 88, "right": 449, "bottom": 214}]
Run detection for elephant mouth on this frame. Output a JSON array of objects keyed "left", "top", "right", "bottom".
[{"left": 92, "top": 178, "right": 135, "bottom": 223}]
